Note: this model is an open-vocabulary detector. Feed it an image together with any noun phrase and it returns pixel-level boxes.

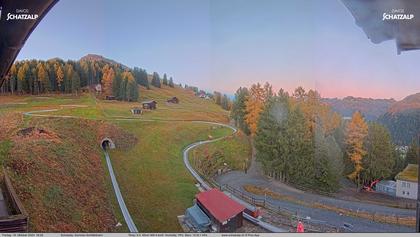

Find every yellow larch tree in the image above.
[245,83,266,136]
[345,111,368,188]
[101,65,115,96]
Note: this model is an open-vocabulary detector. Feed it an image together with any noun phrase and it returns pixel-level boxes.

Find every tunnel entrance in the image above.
[101,138,116,150]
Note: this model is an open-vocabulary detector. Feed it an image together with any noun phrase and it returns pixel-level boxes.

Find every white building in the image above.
[395,164,418,200]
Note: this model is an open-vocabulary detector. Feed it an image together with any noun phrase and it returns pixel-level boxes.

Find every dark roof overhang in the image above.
[0,0,58,87]
[341,0,420,54]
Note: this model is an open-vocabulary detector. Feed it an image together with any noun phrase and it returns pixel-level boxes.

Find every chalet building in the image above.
[167,97,179,104]
[195,189,245,232]
[131,107,142,115]
[142,100,157,110]
[396,164,418,200]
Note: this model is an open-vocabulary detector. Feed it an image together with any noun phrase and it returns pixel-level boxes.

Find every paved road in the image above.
[216,171,415,232]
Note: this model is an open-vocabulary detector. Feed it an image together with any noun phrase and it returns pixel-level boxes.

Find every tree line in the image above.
[0,58,176,102]
[182,84,232,111]
[231,83,410,193]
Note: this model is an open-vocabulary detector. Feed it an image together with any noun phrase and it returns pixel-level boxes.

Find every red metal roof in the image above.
[196,188,245,223]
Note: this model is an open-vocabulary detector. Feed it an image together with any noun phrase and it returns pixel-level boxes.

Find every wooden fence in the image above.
[218,182,341,232]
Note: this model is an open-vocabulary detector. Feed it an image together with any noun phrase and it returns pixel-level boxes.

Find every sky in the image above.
[17,0,420,100]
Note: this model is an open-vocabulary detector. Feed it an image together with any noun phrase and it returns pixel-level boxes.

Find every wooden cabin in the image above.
[142,100,157,110]
[195,189,245,232]
[167,97,179,104]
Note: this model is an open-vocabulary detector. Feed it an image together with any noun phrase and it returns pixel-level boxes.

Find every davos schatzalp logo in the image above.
[6,9,38,21]
[383,9,414,21]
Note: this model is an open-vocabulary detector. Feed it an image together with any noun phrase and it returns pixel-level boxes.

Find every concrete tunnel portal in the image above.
[101,138,116,150]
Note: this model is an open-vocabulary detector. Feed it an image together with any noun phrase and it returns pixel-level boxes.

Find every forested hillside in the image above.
[378,93,420,145]
[0,54,175,102]
[231,84,402,193]
[322,96,395,120]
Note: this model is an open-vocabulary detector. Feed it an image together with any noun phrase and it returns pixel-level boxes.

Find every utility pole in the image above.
[416,133,420,232]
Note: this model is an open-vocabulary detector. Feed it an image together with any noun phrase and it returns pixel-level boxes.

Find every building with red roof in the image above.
[195,188,245,232]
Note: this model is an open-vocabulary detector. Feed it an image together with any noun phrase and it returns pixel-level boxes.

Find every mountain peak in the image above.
[388,92,420,113]
[80,54,110,62]
[80,54,129,69]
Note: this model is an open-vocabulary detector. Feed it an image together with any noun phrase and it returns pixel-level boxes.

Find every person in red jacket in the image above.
[297,221,305,233]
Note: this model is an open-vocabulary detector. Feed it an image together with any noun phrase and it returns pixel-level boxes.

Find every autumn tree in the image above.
[37,63,50,93]
[56,65,64,92]
[122,71,138,101]
[345,111,368,188]
[245,83,266,136]
[16,65,25,94]
[101,65,115,96]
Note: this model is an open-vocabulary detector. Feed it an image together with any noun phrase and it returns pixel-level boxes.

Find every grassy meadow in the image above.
[0,85,251,232]
[108,121,232,232]
[189,131,252,177]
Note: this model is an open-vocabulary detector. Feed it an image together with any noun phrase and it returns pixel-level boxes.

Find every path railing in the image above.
[217,182,341,232]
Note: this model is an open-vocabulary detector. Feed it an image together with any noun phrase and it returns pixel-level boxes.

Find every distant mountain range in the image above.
[323,94,420,145]
[322,96,396,121]
[387,93,420,114]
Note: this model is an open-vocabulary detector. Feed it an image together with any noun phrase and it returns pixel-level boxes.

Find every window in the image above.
[407,183,410,188]
[403,191,405,195]
[402,182,406,188]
